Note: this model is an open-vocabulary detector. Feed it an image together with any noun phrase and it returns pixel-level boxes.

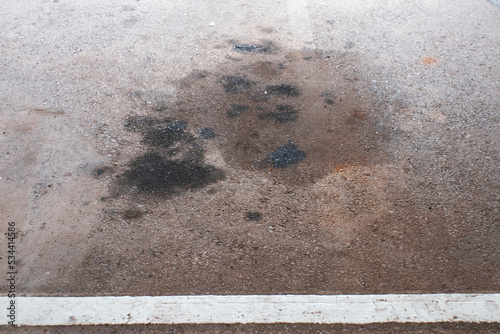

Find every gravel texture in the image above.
[0,1,499,332]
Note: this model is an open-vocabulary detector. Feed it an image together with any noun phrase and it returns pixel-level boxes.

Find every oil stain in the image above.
[246,212,262,221]
[123,153,223,195]
[113,46,387,198]
[233,43,274,54]
[223,75,254,95]
[265,84,300,97]
[226,104,249,118]
[142,120,190,147]
[267,142,306,168]
[113,117,225,198]
[265,105,298,123]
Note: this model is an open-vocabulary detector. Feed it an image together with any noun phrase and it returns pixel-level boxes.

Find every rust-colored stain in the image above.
[353,110,367,120]
[334,163,350,173]
[422,57,437,66]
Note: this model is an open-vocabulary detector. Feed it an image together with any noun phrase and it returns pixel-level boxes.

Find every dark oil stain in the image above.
[267,142,306,168]
[265,84,300,97]
[122,152,224,195]
[142,120,190,147]
[197,127,216,139]
[223,75,254,94]
[265,105,298,123]
[113,46,389,199]
[93,167,106,178]
[114,116,225,198]
[233,44,274,53]
[226,104,249,118]
[246,212,262,221]
[122,209,144,220]
[321,90,336,105]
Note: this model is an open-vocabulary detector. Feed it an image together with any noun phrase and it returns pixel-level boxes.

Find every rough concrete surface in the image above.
[1,0,499,332]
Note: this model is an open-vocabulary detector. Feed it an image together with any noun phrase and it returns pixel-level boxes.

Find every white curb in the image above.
[2,294,500,326]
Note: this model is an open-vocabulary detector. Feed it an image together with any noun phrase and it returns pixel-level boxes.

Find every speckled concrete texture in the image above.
[0,1,499,332]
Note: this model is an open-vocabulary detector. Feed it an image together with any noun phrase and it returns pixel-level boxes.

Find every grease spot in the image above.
[267,142,306,168]
[321,90,336,105]
[227,104,249,118]
[122,153,224,196]
[198,127,216,139]
[246,212,262,221]
[234,44,273,53]
[266,84,300,97]
[223,75,254,94]
[266,105,298,123]
[142,120,189,147]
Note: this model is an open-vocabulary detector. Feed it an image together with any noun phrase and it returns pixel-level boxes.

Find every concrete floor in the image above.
[1,0,499,332]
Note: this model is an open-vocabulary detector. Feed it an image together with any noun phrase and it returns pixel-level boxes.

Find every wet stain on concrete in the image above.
[233,43,274,54]
[93,167,106,178]
[265,105,298,123]
[112,46,387,199]
[198,127,216,139]
[121,209,144,220]
[267,142,306,168]
[226,104,249,118]
[143,120,190,147]
[265,84,300,97]
[123,153,223,195]
[113,116,225,198]
[321,90,336,105]
[223,75,254,94]
[246,212,262,221]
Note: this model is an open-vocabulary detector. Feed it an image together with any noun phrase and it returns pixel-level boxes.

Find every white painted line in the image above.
[1,294,499,326]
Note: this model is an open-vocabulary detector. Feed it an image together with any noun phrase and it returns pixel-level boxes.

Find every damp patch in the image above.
[266,84,300,97]
[233,44,273,53]
[123,153,224,195]
[223,75,254,94]
[197,127,216,139]
[266,105,298,123]
[226,104,249,118]
[246,212,262,221]
[267,142,306,168]
[142,120,190,147]
[321,90,336,105]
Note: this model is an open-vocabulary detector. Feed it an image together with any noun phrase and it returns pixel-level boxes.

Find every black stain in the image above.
[93,168,106,178]
[198,127,216,139]
[233,44,273,53]
[115,116,225,198]
[266,84,300,97]
[267,142,306,168]
[321,90,336,105]
[122,209,144,220]
[266,105,298,123]
[223,75,254,94]
[246,212,262,221]
[123,153,224,195]
[226,104,249,118]
[142,120,190,147]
